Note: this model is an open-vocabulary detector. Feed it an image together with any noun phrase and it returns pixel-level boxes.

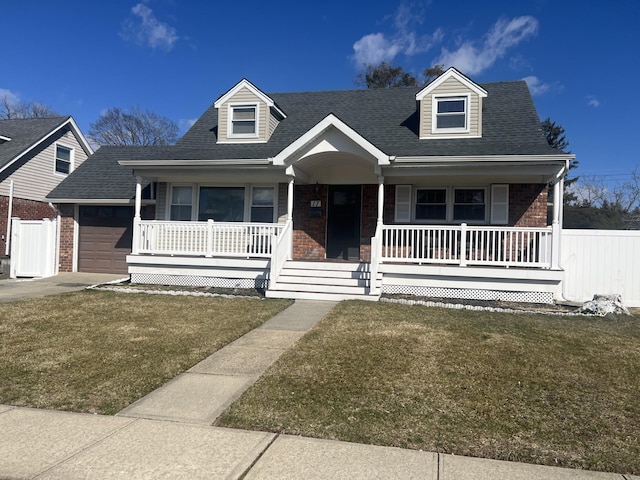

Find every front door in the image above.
[326,185,361,260]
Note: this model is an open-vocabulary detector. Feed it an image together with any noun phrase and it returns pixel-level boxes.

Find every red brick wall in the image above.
[0,196,57,255]
[57,204,75,272]
[293,185,327,260]
[359,185,378,261]
[510,184,548,227]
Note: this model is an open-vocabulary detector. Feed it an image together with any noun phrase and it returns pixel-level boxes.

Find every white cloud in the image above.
[351,4,443,66]
[179,118,197,132]
[0,88,20,105]
[587,95,600,107]
[522,76,550,96]
[120,3,178,51]
[436,16,538,75]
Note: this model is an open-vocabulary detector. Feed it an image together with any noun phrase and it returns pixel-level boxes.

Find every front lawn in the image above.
[218,301,640,475]
[0,290,291,414]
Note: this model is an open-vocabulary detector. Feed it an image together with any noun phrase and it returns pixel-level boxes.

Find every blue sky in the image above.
[3,0,639,189]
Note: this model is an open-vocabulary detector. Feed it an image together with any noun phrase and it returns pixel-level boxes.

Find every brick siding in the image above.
[0,196,56,255]
[57,204,75,272]
[509,184,548,227]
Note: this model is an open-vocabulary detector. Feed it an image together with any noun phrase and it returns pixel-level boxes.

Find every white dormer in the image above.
[415,67,488,139]
[213,79,286,144]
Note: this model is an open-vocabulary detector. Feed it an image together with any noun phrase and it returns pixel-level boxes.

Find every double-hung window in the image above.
[415,188,447,221]
[434,96,468,132]
[229,104,257,137]
[170,186,193,221]
[453,188,486,221]
[55,145,72,174]
[250,187,275,222]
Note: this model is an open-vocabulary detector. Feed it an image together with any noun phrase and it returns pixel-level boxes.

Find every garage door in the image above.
[78,206,134,274]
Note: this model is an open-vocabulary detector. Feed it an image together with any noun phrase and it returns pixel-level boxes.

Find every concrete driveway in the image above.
[0,273,127,303]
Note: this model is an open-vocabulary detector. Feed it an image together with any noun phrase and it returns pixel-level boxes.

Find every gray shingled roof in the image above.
[0,117,71,170]
[48,81,560,201]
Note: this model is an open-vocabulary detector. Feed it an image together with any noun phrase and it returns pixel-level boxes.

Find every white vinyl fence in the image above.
[10,218,58,278]
[561,229,640,307]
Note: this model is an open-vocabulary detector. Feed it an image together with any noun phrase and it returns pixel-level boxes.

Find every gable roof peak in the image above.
[213,78,286,118]
[416,67,488,100]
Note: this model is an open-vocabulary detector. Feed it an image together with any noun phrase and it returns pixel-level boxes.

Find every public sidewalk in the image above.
[0,298,635,479]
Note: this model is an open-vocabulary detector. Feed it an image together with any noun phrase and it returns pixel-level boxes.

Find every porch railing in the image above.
[380,224,552,268]
[269,219,293,289]
[134,220,284,258]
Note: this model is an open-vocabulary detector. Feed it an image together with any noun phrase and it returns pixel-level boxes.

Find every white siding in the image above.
[419,76,481,138]
[561,229,640,307]
[0,129,89,201]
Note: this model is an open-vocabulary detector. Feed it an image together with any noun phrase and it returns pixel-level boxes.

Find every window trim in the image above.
[250,186,276,223]
[431,94,470,134]
[168,185,194,221]
[414,187,448,223]
[452,187,487,223]
[54,143,73,176]
[227,103,259,139]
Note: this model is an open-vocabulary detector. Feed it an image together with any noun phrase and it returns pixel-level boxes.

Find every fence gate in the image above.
[10,218,58,278]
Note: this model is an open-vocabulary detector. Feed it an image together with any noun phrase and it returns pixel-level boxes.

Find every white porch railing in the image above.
[269,220,293,290]
[134,220,284,258]
[379,224,553,268]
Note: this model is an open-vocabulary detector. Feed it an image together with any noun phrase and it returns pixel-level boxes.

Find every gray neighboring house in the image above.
[0,116,92,261]
[48,68,574,302]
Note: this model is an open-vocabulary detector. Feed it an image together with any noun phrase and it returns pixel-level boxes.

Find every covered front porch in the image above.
[122,115,569,302]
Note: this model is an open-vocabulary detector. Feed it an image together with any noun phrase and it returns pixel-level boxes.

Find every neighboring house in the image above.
[48,68,574,302]
[0,116,93,257]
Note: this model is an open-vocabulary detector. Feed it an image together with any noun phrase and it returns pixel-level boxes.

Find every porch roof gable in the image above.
[271,113,391,167]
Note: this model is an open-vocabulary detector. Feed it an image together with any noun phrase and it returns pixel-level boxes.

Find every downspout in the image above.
[5,180,14,256]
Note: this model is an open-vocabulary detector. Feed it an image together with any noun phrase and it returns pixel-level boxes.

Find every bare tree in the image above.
[88,106,179,146]
[355,62,445,89]
[1,95,59,119]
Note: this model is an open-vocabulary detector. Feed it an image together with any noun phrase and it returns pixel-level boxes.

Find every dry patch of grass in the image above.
[0,290,291,414]
[218,301,640,474]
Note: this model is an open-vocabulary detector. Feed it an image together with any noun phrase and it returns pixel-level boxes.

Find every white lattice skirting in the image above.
[130,273,269,290]
[382,284,554,304]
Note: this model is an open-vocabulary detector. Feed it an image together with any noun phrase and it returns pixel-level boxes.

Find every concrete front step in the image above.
[265,290,380,301]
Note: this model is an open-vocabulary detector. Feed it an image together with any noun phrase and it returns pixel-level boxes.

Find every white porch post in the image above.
[377,176,384,226]
[132,176,142,255]
[550,178,562,270]
[287,176,294,223]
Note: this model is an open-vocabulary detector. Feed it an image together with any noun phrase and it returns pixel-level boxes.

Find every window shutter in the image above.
[490,184,509,224]
[395,185,412,222]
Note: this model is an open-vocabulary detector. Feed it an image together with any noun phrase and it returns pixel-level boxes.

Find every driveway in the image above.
[0,273,127,303]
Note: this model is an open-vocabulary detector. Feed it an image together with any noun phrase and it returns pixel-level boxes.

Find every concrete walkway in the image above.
[0,297,635,479]
[0,272,126,302]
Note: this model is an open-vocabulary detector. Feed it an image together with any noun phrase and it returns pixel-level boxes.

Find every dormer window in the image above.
[433,96,469,133]
[229,104,258,137]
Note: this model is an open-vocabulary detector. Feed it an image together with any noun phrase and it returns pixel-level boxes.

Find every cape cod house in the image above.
[48,68,574,302]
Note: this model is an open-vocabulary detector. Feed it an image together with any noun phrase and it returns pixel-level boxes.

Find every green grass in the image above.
[0,290,291,414]
[218,301,640,474]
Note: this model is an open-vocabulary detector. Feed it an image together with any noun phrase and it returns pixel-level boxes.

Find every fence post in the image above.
[206,219,214,257]
[459,223,468,267]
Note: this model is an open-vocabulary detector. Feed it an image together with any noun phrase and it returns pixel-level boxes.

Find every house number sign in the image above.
[310,200,321,207]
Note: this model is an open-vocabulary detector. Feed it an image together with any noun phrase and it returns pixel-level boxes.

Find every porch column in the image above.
[132,176,142,255]
[550,178,562,270]
[287,176,294,222]
[377,176,384,225]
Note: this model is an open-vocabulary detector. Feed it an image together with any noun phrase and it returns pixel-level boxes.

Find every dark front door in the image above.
[326,185,361,260]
